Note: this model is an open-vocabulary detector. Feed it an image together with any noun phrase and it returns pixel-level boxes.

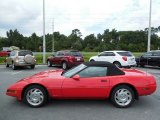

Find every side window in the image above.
[99,52,115,56]
[152,52,160,56]
[106,52,115,56]
[59,52,64,56]
[10,51,15,56]
[78,67,107,78]
[55,52,61,56]
[99,52,107,56]
[142,52,152,57]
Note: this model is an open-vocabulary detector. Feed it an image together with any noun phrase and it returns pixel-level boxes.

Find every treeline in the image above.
[0,27,160,52]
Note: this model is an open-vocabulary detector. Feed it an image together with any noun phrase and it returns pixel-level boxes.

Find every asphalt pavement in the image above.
[0,65,160,120]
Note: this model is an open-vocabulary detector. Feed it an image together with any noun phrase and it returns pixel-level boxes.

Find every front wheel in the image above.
[110,85,135,108]
[23,85,48,108]
[6,62,9,67]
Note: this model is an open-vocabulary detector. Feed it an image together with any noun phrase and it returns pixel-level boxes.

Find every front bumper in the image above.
[6,81,28,100]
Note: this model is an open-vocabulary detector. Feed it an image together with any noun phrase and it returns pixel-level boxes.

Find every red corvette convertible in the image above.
[6,62,156,108]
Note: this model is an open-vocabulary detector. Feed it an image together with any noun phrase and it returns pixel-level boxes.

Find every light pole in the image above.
[147,0,152,52]
[52,19,54,52]
[43,0,46,64]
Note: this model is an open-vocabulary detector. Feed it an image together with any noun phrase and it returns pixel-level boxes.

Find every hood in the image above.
[20,69,64,83]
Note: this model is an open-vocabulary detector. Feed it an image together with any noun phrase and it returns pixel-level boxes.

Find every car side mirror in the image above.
[72,75,80,80]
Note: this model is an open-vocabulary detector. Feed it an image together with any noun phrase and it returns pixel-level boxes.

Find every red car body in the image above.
[6,68,156,101]
[0,50,10,57]
[47,50,84,69]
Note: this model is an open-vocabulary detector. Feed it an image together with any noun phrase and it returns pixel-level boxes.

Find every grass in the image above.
[0,52,143,64]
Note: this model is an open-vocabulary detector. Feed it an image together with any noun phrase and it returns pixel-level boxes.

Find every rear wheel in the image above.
[113,62,121,68]
[110,85,135,108]
[23,85,48,108]
[62,62,68,70]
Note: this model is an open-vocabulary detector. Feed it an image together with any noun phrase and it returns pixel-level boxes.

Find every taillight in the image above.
[122,56,127,61]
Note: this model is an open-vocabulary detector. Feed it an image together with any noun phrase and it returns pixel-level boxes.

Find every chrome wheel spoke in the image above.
[114,88,132,106]
[26,88,44,106]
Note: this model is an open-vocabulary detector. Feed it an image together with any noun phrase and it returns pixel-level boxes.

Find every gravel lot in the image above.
[0,65,160,120]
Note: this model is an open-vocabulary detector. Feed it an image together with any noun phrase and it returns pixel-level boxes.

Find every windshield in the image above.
[70,51,82,56]
[18,51,33,56]
[62,64,86,78]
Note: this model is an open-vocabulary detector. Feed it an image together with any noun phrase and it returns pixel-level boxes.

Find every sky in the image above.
[0,0,160,38]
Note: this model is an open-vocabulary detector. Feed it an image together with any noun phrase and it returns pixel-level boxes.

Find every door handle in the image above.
[101,80,107,82]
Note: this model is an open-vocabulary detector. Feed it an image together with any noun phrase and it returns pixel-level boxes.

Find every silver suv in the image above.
[5,50,36,70]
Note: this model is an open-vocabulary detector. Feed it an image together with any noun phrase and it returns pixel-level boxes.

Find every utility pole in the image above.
[43,0,46,64]
[147,0,152,52]
[52,19,54,52]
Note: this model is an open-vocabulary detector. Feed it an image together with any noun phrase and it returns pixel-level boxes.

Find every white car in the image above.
[89,51,136,68]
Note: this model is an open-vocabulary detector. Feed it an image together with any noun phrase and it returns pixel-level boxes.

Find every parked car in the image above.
[47,50,84,69]
[89,51,136,68]
[5,50,36,70]
[6,61,156,108]
[0,50,11,57]
[136,50,160,67]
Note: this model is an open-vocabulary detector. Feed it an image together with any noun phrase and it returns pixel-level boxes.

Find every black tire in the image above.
[6,62,9,67]
[62,62,68,70]
[47,60,52,67]
[31,65,35,69]
[23,85,48,108]
[12,62,17,70]
[110,85,135,108]
[113,62,121,68]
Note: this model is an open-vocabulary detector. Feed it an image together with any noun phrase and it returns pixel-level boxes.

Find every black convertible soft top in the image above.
[83,61,125,76]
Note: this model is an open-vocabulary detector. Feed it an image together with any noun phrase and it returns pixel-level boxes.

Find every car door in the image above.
[140,52,152,66]
[62,66,110,98]
[150,51,160,66]
[51,51,63,65]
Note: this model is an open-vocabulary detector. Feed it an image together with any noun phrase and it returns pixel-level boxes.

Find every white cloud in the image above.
[0,0,159,37]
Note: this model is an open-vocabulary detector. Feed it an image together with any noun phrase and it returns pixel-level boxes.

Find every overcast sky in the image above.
[0,0,160,37]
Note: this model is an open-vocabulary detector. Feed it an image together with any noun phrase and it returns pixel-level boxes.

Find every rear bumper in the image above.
[14,62,36,66]
[138,84,157,96]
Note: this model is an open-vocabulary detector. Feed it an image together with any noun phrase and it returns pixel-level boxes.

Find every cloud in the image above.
[0,0,160,37]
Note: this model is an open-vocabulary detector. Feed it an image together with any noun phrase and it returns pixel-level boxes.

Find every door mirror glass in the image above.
[72,75,80,80]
